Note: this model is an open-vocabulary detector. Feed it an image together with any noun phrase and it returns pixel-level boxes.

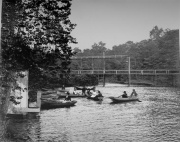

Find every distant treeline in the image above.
[71,26,179,70]
[69,26,179,86]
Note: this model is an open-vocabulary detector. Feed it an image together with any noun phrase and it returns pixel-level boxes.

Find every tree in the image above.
[73,47,82,54]
[150,26,164,40]
[157,29,179,69]
[2,0,77,90]
[1,0,77,110]
[91,41,107,55]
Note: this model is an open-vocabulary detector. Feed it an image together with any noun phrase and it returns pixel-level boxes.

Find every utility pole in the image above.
[128,57,131,87]
[103,52,106,87]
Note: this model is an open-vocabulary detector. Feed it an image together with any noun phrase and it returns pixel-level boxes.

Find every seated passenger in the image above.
[64,92,71,101]
[130,89,138,97]
[91,89,97,98]
[122,91,128,98]
[96,90,103,97]
[73,87,79,95]
[86,90,91,96]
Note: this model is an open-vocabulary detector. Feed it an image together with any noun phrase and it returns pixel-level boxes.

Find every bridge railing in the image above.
[71,55,127,59]
[70,70,180,75]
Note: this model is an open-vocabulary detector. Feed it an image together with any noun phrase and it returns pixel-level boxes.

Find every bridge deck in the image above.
[70,70,180,75]
[71,55,127,59]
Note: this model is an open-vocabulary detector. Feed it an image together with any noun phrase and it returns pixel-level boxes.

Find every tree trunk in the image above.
[0,86,11,140]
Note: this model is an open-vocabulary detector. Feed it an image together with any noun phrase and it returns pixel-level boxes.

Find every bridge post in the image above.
[128,57,131,87]
[103,52,106,87]
[103,74,106,87]
[153,70,157,86]
[92,57,94,70]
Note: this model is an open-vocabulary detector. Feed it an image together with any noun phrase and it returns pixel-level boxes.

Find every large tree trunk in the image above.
[0,85,11,140]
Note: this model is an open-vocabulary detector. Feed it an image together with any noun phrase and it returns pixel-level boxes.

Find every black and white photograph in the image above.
[0,0,179,141]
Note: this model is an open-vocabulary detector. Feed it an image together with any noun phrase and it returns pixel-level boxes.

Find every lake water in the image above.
[1,84,180,142]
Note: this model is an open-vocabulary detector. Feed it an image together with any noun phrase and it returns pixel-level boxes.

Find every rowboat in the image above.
[87,95,103,101]
[41,99,77,109]
[57,90,86,98]
[57,93,86,98]
[57,95,86,98]
[42,90,57,95]
[109,96,139,103]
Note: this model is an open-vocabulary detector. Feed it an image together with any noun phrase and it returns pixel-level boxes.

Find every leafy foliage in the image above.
[71,74,98,86]
[72,27,179,71]
[1,0,77,96]
[70,27,179,85]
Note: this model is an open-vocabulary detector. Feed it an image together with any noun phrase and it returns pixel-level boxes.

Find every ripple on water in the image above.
[2,85,180,142]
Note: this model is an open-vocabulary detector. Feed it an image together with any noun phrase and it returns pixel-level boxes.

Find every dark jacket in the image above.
[122,93,128,98]
[64,95,71,101]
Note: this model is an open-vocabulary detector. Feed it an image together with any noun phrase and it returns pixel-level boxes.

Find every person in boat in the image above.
[122,91,128,98]
[96,90,103,97]
[75,86,95,96]
[91,88,98,98]
[73,87,79,95]
[62,85,65,90]
[86,90,92,96]
[64,91,71,101]
[130,89,138,97]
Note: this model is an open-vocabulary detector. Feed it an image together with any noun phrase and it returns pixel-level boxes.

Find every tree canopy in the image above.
[1,0,77,90]
[71,26,179,71]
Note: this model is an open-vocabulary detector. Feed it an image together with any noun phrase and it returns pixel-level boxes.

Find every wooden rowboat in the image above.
[41,99,77,109]
[57,91,86,98]
[109,96,139,103]
[57,94,87,98]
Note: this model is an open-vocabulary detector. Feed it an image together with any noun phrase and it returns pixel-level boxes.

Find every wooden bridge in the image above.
[71,55,179,75]
[70,69,180,75]
[70,55,180,86]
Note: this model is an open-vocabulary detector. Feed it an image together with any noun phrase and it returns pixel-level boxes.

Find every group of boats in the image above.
[40,87,140,109]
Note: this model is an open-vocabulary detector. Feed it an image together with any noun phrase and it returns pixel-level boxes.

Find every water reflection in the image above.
[0,113,8,141]
[3,113,40,142]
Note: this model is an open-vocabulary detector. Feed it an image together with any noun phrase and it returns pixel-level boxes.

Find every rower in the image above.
[64,91,71,101]
[122,91,128,98]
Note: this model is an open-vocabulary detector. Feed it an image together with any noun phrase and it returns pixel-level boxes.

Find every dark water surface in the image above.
[1,84,180,142]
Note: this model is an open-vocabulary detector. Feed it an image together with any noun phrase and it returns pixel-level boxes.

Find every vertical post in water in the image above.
[128,57,131,87]
[103,52,106,87]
